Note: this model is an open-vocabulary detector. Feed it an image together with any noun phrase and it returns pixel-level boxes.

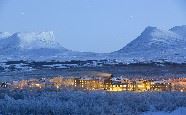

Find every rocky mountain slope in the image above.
[112,26,186,63]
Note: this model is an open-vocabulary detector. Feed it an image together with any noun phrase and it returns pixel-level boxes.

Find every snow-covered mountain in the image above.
[0,32,68,61]
[0,31,102,61]
[1,25,186,63]
[0,31,65,50]
[112,26,186,63]
[170,25,186,38]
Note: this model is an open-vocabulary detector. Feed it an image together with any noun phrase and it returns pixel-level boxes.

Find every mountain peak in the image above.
[0,31,66,50]
[13,31,55,41]
[116,26,183,55]
[141,26,157,33]
[0,32,12,39]
[144,26,157,31]
[139,26,160,38]
[169,25,186,37]
[170,25,186,30]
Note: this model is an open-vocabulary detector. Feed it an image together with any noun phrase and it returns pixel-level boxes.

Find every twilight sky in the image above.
[0,0,186,53]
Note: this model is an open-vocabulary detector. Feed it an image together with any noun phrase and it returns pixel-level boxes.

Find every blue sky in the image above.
[0,0,186,53]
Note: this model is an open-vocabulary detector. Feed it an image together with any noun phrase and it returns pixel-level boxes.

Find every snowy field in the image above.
[0,89,186,115]
[143,107,186,115]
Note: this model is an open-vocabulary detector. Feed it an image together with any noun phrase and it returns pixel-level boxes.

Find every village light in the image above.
[3,75,186,92]
[35,84,42,88]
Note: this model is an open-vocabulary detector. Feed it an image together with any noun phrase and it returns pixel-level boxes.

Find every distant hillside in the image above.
[112,25,186,63]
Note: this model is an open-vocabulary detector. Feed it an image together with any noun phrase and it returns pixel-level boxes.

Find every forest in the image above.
[0,89,186,115]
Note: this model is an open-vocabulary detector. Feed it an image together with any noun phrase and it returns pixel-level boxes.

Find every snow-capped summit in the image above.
[169,25,186,38]
[0,31,70,61]
[112,26,186,63]
[141,26,157,34]
[1,31,65,50]
[117,26,182,53]
[0,32,13,39]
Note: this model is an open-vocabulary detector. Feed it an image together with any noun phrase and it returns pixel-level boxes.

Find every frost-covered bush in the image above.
[0,89,186,115]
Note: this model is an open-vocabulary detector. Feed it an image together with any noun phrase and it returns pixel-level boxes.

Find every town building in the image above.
[150,81,172,91]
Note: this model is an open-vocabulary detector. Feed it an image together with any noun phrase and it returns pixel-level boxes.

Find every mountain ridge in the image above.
[111,25,186,63]
[0,25,186,63]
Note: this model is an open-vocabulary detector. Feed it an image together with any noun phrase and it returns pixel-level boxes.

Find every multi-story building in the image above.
[76,78,104,90]
[132,80,151,91]
[168,78,186,92]
[50,77,79,88]
[150,81,172,91]
[105,77,130,91]
[108,82,129,91]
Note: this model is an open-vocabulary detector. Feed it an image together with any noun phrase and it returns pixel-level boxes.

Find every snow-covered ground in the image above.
[143,107,186,115]
[0,90,186,115]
